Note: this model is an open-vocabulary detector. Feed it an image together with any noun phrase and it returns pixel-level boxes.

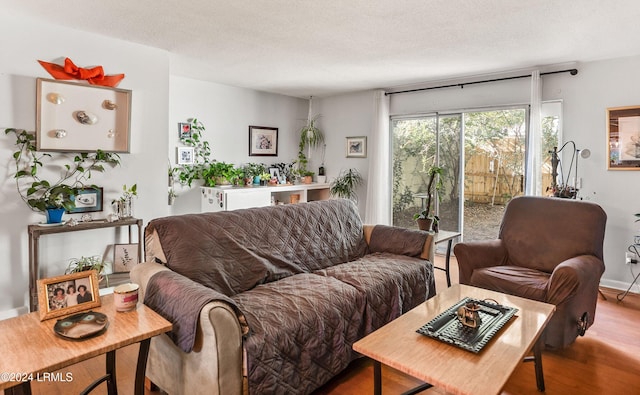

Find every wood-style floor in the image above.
[26,255,640,395]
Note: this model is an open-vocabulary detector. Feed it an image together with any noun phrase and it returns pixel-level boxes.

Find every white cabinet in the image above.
[201,183,331,212]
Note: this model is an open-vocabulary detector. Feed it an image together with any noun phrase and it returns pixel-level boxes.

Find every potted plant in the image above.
[330,168,364,201]
[203,162,238,187]
[112,184,137,218]
[5,128,121,223]
[413,165,444,231]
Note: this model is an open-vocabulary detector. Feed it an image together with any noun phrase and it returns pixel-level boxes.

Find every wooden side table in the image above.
[28,218,143,311]
[0,294,171,395]
[432,230,461,287]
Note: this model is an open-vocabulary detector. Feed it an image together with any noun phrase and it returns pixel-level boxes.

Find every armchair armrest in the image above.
[454,239,508,284]
[547,255,605,306]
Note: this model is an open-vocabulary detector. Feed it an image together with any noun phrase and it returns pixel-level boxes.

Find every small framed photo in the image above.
[69,187,103,213]
[607,105,640,169]
[269,167,281,179]
[249,126,278,156]
[114,243,140,273]
[178,122,192,139]
[346,136,367,158]
[37,270,101,321]
[177,146,195,165]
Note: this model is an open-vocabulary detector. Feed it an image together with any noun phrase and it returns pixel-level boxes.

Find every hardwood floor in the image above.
[25,255,640,394]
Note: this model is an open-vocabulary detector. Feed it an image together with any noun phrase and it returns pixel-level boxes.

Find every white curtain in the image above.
[526,70,543,195]
[364,90,391,224]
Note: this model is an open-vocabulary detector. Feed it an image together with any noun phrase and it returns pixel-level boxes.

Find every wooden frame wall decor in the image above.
[68,187,103,213]
[37,270,101,320]
[249,126,278,156]
[346,136,367,158]
[36,78,132,152]
[607,105,640,169]
[113,243,140,273]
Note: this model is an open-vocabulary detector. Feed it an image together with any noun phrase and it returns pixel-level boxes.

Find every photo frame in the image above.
[37,270,101,321]
[68,187,103,213]
[177,146,195,165]
[269,167,281,179]
[178,122,192,139]
[36,78,132,153]
[607,105,640,169]
[114,243,140,273]
[346,136,367,158]
[249,126,278,156]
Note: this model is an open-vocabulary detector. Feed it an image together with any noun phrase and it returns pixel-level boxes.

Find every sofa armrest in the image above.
[363,224,433,260]
[453,239,508,284]
[130,262,244,395]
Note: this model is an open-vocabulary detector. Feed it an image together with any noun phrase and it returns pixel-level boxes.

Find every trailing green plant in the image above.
[330,168,364,201]
[202,161,240,186]
[5,128,121,212]
[297,97,324,174]
[173,118,213,186]
[413,165,444,221]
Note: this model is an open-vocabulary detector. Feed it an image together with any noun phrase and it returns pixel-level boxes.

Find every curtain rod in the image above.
[385,68,578,96]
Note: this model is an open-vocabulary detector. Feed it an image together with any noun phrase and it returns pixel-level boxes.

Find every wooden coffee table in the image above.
[353,284,555,395]
[0,294,171,395]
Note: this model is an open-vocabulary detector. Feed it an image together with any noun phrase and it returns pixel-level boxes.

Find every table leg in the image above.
[4,382,32,395]
[135,339,151,395]
[106,350,117,395]
[444,240,453,288]
[373,360,382,395]
[533,337,545,392]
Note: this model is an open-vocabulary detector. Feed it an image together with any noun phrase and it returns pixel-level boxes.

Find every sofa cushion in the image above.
[232,273,366,395]
[470,265,549,302]
[316,252,435,334]
[145,199,367,296]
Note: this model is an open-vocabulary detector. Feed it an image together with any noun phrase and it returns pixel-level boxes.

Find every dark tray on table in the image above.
[416,297,518,353]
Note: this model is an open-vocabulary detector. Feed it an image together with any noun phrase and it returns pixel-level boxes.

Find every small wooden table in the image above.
[432,230,461,287]
[0,294,171,395]
[353,284,555,395]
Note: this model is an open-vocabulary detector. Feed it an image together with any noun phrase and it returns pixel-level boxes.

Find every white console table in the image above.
[201,183,331,212]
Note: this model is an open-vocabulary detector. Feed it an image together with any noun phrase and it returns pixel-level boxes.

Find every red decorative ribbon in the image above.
[38,57,125,87]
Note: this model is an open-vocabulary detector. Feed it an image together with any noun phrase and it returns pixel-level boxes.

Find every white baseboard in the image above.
[600,278,640,294]
[0,306,29,320]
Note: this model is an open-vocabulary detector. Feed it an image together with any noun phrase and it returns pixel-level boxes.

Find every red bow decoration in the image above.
[38,57,125,87]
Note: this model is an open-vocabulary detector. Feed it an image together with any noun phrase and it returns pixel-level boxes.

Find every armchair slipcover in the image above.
[454,196,606,349]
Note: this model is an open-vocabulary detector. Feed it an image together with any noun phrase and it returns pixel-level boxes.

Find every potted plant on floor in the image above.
[413,165,444,231]
[330,168,364,201]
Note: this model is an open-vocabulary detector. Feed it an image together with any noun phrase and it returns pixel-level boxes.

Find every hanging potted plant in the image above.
[297,96,324,178]
[413,165,444,231]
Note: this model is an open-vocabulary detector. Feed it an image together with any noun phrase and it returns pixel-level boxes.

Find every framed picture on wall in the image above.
[178,122,192,139]
[177,146,195,165]
[249,126,278,156]
[36,78,132,152]
[346,136,367,158]
[607,105,640,169]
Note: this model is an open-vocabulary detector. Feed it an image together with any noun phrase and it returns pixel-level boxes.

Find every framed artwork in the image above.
[114,243,139,273]
[36,78,132,153]
[177,146,195,165]
[607,105,640,169]
[37,270,101,321]
[249,126,278,156]
[69,187,103,213]
[178,122,192,139]
[346,136,367,158]
[269,167,281,179]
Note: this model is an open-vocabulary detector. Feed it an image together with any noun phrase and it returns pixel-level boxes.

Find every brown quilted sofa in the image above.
[131,199,435,395]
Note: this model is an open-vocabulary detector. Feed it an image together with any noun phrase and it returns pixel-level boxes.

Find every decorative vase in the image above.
[113,197,133,218]
[45,208,65,224]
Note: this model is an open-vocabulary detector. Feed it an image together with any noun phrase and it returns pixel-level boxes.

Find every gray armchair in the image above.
[454,196,606,349]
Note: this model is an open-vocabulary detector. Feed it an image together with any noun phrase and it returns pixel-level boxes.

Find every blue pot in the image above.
[253,175,261,185]
[46,208,65,224]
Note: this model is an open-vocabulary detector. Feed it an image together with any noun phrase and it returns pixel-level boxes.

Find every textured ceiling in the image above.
[4,0,640,98]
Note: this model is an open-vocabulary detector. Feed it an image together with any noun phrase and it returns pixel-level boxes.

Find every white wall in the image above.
[319,56,640,291]
[167,75,308,215]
